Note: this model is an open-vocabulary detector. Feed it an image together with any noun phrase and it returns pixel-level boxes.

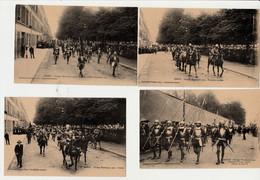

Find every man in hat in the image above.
[164,120,175,162]
[212,122,228,165]
[14,140,23,168]
[192,121,205,164]
[150,120,163,159]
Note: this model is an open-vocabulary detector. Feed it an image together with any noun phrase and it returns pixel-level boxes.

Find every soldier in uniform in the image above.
[176,121,189,163]
[164,120,175,162]
[110,51,120,77]
[150,120,163,159]
[212,122,228,165]
[227,124,235,144]
[140,118,150,152]
[97,47,102,64]
[192,121,205,164]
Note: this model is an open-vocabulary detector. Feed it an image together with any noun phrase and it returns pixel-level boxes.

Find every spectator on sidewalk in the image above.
[29,46,35,59]
[14,140,23,168]
[21,45,25,58]
[4,132,10,145]
[25,45,29,58]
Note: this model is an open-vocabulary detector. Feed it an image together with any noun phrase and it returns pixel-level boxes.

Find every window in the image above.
[15,5,21,21]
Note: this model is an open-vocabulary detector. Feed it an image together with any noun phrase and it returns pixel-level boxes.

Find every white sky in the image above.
[43,6,104,38]
[141,8,218,43]
[20,97,40,124]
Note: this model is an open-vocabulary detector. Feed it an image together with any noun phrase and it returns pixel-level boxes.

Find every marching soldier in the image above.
[212,122,228,165]
[176,121,189,163]
[227,124,235,144]
[191,121,205,164]
[110,51,120,77]
[150,120,163,159]
[97,47,102,64]
[164,120,175,162]
[140,118,150,152]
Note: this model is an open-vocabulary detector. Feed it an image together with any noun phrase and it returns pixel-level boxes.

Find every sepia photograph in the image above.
[140,90,260,168]
[138,8,259,87]
[4,97,126,176]
[14,5,137,86]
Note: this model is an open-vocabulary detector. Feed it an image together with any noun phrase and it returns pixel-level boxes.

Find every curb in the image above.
[119,63,137,72]
[30,49,51,83]
[223,67,257,80]
[101,147,126,158]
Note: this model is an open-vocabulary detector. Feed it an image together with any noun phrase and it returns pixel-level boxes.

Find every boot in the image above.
[216,151,220,165]
[166,151,172,162]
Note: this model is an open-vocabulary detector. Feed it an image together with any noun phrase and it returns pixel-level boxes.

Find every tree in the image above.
[56,7,137,43]
[33,98,126,126]
[157,9,257,46]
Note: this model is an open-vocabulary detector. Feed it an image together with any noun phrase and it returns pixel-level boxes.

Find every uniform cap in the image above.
[17,140,22,143]
[154,120,159,123]
[195,121,201,124]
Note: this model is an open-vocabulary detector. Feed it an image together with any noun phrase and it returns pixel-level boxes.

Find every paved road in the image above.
[138,52,258,87]
[5,137,125,176]
[30,49,136,85]
[140,134,259,169]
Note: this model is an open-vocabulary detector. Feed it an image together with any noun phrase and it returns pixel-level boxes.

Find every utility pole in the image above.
[183,90,185,122]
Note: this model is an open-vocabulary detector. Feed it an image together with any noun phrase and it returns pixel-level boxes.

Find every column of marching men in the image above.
[11,123,124,171]
[140,119,257,165]
[52,41,121,78]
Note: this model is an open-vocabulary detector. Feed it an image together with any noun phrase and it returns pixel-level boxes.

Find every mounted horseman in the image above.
[186,44,198,77]
[37,127,48,157]
[92,126,103,149]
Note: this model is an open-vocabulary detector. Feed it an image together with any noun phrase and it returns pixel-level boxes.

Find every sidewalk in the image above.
[201,55,258,80]
[14,48,51,83]
[4,134,26,172]
[100,141,126,158]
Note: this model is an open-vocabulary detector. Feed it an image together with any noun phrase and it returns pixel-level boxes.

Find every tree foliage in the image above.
[33,98,126,125]
[173,91,246,125]
[157,9,257,47]
[56,7,138,42]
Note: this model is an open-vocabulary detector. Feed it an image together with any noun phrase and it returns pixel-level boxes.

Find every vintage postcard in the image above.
[140,90,260,168]
[14,5,137,86]
[4,97,126,176]
[138,8,259,87]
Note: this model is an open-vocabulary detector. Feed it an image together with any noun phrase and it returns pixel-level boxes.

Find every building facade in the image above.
[139,10,152,47]
[4,97,29,134]
[15,5,52,58]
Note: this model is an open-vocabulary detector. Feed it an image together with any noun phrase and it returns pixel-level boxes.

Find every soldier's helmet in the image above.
[154,119,159,124]
[189,43,192,46]
[195,121,202,126]
[215,44,219,48]
[179,121,185,127]
[167,120,172,125]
